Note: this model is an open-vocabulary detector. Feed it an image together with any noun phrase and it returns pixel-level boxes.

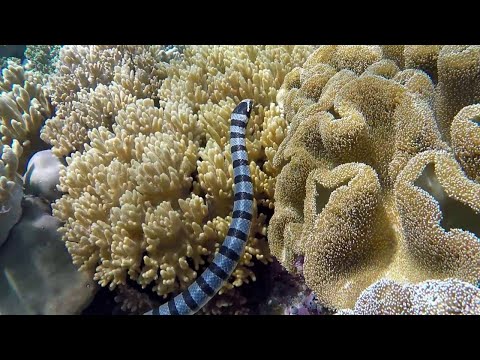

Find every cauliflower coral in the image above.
[269,45,480,309]
[46,45,315,306]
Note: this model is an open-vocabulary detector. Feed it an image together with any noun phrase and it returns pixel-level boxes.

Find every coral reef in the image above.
[0,139,23,247]
[198,287,250,315]
[0,58,54,247]
[269,45,480,309]
[41,45,180,157]
[0,196,97,314]
[48,45,315,311]
[0,61,52,170]
[24,45,62,78]
[450,104,480,182]
[338,278,480,315]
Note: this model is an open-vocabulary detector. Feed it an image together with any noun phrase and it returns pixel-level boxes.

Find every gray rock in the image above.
[0,196,97,314]
[23,149,62,202]
[0,175,23,248]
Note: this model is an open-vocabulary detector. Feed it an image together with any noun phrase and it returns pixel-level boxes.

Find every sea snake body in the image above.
[144,99,254,315]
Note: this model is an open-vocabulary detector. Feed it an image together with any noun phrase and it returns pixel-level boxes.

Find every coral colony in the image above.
[0,45,479,315]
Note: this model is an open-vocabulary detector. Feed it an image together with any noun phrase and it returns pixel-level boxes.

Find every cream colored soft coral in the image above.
[450,104,480,182]
[434,46,480,141]
[42,46,174,157]
[41,83,136,157]
[52,45,314,308]
[48,45,122,105]
[53,100,200,294]
[0,61,52,169]
[0,139,23,246]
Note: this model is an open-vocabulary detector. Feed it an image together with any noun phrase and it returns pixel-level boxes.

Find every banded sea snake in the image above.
[144,99,254,315]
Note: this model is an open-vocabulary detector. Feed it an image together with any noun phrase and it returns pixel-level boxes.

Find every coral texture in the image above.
[114,285,156,314]
[41,45,179,157]
[50,46,315,310]
[338,278,480,315]
[0,61,52,170]
[0,139,23,247]
[269,45,480,309]
[24,45,62,77]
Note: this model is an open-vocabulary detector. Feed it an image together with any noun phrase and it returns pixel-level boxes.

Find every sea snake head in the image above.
[233,99,254,120]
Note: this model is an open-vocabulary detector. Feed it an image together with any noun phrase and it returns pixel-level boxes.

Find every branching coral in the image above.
[0,61,52,169]
[269,45,480,309]
[41,45,177,157]
[0,139,23,247]
[338,278,480,315]
[434,46,480,141]
[50,46,315,311]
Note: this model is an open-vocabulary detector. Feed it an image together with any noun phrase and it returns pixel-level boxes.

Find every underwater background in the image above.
[0,45,479,315]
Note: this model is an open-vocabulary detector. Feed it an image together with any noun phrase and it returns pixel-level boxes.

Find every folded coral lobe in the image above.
[394,150,480,283]
[302,164,395,309]
[269,45,480,311]
[451,104,480,182]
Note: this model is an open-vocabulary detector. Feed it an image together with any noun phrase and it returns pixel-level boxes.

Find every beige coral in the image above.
[339,278,480,315]
[0,61,52,169]
[41,45,175,157]
[52,46,314,310]
[0,139,23,246]
[269,45,480,309]
[48,45,122,105]
[434,46,480,141]
[450,104,480,182]
[303,46,383,75]
[0,139,22,201]
[404,45,443,83]
[394,150,480,283]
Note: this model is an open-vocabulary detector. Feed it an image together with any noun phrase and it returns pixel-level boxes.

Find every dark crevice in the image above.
[189,169,199,193]
[315,178,351,215]
[414,162,480,237]
[185,257,196,270]
[258,204,274,227]
[0,45,26,60]
[470,116,480,126]
[255,158,266,169]
[238,261,271,311]
[81,286,121,315]
[328,106,342,120]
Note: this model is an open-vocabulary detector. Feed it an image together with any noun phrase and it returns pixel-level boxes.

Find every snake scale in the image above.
[144,99,254,315]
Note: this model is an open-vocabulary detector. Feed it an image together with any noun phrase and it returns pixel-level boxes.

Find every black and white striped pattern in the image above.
[144,99,254,315]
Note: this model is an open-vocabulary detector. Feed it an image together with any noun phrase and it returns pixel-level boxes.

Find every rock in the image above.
[23,149,62,202]
[0,175,22,247]
[0,196,97,314]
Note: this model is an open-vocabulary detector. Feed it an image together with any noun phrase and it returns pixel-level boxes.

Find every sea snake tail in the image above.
[144,99,254,315]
